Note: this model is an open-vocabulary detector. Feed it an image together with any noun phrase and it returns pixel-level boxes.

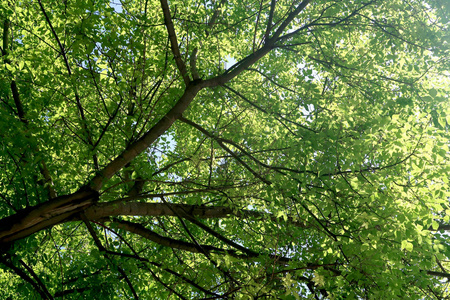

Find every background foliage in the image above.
[0,0,449,298]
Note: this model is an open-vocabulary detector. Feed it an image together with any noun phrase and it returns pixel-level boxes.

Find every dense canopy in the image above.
[0,0,449,298]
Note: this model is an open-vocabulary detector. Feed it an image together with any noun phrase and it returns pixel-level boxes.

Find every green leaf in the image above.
[432,220,439,231]
[430,88,437,97]
[401,241,414,252]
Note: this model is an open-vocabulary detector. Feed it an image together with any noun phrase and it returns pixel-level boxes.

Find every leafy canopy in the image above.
[0,0,449,299]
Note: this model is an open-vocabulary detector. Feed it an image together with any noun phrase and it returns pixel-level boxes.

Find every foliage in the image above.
[0,0,449,298]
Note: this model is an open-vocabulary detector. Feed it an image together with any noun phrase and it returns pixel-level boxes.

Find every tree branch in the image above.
[269,0,311,42]
[190,47,200,80]
[81,202,310,231]
[84,202,235,220]
[179,116,272,185]
[19,259,54,299]
[112,218,227,254]
[203,42,275,87]
[0,255,53,299]
[223,84,316,133]
[1,19,9,56]
[0,188,98,244]
[160,0,190,85]
[427,270,450,279]
[202,0,311,88]
[90,80,204,191]
[107,251,219,297]
[207,0,226,31]
[38,0,99,170]
[264,0,276,41]
[83,215,139,299]
[184,215,259,257]
[111,218,290,263]
[98,221,220,298]
[2,20,25,122]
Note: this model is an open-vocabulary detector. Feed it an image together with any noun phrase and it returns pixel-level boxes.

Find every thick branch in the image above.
[90,80,204,191]
[203,41,275,87]
[0,188,98,245]
[264,0,276,40]
[1,19,9,56]
[84,202,235,220]
[427,270,450,279]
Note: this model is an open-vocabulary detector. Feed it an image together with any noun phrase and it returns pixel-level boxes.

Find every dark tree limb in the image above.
[184,215,259,257]
[269,0,311,42]
[81,201,310,230]
[112,218,227,254]
[19,259,54,300]
[160,0,190,85]
[80,213,106,251]
[0,188,98,244]
[90,80,204,191]
[111,216,292,264]
[427,271,450,279]
[0,255,53,299]
[264,0,277,41]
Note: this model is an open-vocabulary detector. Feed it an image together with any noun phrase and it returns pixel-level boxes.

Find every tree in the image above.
[0,0,449,298]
